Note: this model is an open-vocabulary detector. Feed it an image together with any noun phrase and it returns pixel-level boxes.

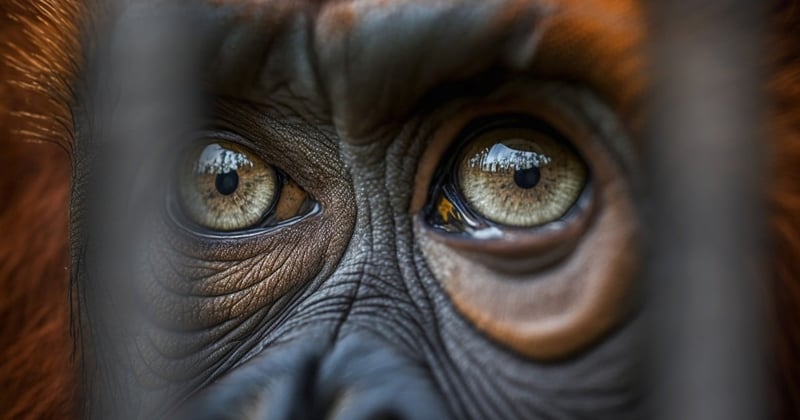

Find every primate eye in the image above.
[427,116,590,233]
[177,140,312,232]
[415,89,638,360]
[457,124,588,227]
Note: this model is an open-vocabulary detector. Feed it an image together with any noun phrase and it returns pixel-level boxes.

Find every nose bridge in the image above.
[326,229,429,358]
[328,136,428,333]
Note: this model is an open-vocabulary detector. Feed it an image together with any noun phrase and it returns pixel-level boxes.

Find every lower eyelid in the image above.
[411,80,639,359]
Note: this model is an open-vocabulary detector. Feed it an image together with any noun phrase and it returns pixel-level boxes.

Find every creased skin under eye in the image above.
[414,83,638,361]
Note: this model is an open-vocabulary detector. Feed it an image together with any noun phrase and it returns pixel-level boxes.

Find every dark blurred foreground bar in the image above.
[645,1,767,420]
[82,1,204,417]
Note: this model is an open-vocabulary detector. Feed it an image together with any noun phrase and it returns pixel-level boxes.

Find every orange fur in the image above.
[0,143,74,418]
[0,0,798,418]
[0,0,81,417]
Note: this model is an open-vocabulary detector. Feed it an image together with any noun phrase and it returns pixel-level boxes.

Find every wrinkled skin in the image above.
[2,0,800,419]
[71,1,644,418]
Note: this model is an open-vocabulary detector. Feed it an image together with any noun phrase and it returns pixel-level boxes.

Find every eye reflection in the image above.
[464,140,552,190]
[427,117,589,230]
[179,142,278,231]
[195,143,251,197]
[177,140,315,233]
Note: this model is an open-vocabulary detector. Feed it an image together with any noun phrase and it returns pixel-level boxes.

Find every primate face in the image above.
[72,0,646,418]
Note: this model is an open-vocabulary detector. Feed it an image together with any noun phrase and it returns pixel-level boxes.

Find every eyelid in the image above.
[413,81,640,360]
[168,134,319,239]
[425,114,591,232]
[167,201,322,241]
[411,81,635,216]
[421,186,595,275]
[182,128,304,184]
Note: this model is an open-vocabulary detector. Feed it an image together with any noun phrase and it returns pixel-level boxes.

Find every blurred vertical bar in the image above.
[83,1,202,417]
[645,1,767,420]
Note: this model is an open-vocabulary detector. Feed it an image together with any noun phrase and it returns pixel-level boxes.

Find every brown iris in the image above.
[457,126,588,227]
[178,141,278,231]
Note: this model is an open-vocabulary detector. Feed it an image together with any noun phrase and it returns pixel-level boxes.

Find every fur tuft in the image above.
[2,0,84,154]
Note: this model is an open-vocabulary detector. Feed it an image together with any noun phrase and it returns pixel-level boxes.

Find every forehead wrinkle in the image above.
[200,0,548,128]
[312,0,557,143]
[202,0,642,144]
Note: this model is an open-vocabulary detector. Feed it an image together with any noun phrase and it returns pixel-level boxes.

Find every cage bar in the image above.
[644,1,767,420]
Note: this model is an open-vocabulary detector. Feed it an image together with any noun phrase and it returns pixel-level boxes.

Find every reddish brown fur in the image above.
[0,0,798,418]
[768,2,800,417]
[0,0,81,417]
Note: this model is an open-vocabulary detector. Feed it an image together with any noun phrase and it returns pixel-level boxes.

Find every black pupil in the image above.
[215,170,239,195]
[513,167,541,189]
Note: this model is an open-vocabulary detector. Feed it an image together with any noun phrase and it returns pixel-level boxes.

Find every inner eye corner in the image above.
[421,112,593,239]
[171,139,317,236]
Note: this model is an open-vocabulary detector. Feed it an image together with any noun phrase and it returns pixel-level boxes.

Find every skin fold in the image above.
[0,0,798,418]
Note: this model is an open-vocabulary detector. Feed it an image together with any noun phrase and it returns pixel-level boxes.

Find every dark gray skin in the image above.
[71,1,644,418]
